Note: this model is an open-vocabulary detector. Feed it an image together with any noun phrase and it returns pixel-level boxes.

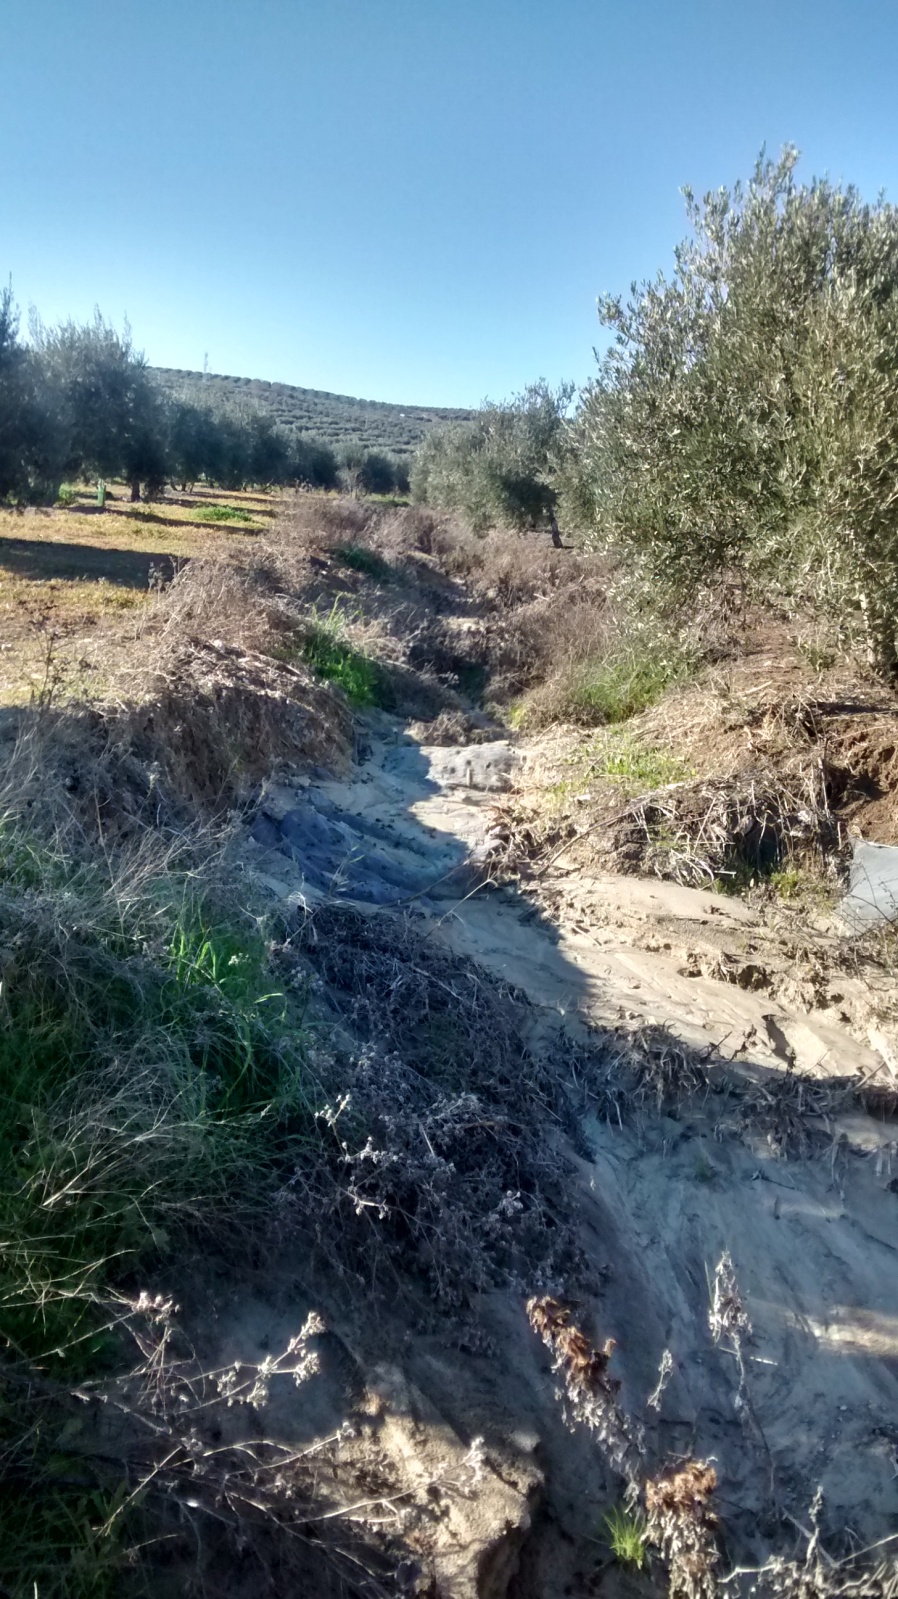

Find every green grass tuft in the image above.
[568,647,689,725]
[303,628,387,706]
[193,503,258,525]
[604,1504,649,1569]
[297,601,392,708]
[588,731,693,791]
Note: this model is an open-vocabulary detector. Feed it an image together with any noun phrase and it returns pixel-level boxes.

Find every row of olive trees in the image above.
[0,294,410,504]
[411,151,898,673]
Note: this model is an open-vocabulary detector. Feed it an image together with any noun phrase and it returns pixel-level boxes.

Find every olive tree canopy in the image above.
[578,149,898,671]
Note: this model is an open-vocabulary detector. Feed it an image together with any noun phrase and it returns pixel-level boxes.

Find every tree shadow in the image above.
[0,535,177,587]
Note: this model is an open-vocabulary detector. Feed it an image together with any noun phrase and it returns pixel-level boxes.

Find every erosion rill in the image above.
[2,498,897,1598]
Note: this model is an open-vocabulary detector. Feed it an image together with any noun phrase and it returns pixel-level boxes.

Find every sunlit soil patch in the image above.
[0,486,278,705]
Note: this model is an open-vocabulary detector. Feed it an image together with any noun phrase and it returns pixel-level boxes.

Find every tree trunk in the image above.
[859,584,898,678]
[130,478,141,502]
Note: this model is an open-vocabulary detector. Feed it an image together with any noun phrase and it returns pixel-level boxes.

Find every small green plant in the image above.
[768,861,836,909]
[769,863,805,900]
[55,483,78,507]
[194,503,258,525]
[604,1504,649,1569]
[796,637,837,673]
[298,600,391,708]
[334,544,396,583]
[714,861,758,896]
[588,731,693,791]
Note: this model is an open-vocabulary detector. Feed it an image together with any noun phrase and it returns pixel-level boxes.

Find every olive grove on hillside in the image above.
[0,296,410,501]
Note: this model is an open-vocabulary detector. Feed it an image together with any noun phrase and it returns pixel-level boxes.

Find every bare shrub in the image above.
[276,491,380,557]
[143,553,286,654]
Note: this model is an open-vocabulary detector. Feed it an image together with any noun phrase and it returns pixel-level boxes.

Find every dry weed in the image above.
[526,1296,645,1486]
[645,1460,720,1599]
[620,763,843,889]
[590,1025,712,1121]
[276,902,583,1306]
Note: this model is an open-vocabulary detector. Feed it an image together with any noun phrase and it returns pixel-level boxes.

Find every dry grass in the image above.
[0,485,274,706]
[272,496,615,715]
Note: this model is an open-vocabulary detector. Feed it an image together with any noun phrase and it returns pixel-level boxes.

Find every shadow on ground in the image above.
[0,535,179,587]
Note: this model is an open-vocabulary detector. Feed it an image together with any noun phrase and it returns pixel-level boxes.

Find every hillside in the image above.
[151,366,475,457]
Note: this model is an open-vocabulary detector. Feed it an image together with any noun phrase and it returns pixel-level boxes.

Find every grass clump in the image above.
[0,839,315,1365]
[0,784,322,1593]
[520,636,693,730]
[565,646,689,725]
[193,503,259,526]
[604,1504,649,1569]
[768,861,837,909]
[303,627,387,706]
[588,731,693,791]
[334,543,396,583]
[298,601,392,708]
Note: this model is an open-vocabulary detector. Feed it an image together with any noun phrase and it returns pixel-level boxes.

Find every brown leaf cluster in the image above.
[526,1296,620,1395]
[646,1460,720,1599]
[645,1459,718,1523]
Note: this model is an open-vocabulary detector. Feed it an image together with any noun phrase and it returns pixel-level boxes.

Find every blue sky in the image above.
[4,0,898,406]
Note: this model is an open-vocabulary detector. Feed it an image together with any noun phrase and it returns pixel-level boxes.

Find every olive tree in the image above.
[0,286,68,501]
[411,381,574,531]
[577,148,898,672]
[31,312,167,498]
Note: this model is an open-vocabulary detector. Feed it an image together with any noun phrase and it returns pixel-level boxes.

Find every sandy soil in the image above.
[225,711,898,1594]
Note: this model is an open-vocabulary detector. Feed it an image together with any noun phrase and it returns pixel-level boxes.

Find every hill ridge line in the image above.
[151,366,473,418]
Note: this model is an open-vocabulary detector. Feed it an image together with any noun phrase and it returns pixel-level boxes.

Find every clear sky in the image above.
[4,0,898,407]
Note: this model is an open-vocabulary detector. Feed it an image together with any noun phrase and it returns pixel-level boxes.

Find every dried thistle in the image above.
[526,1296,644,1485]
[709,1252,752,1352]
[645,1459,720,1599]
[648,1348,675,1411]
[709,1250,758,1430]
